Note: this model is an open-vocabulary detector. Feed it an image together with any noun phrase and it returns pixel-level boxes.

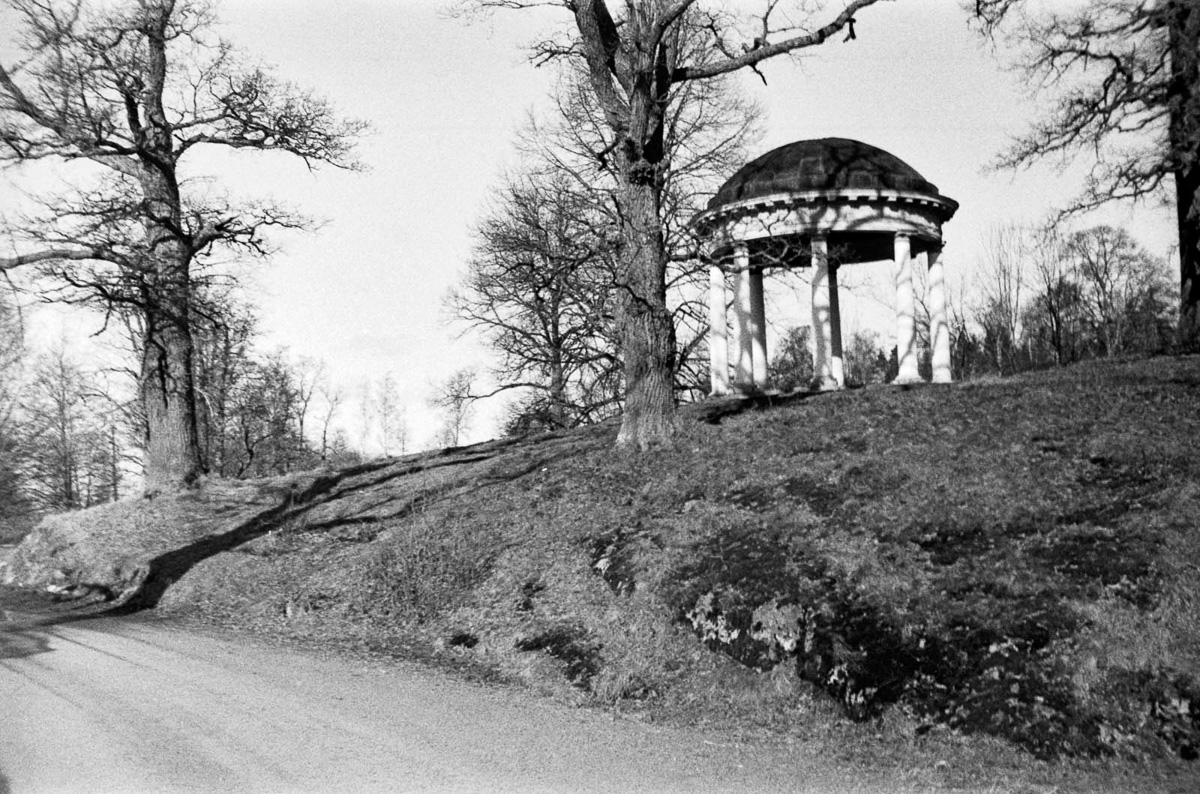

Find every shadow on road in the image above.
[0,582,126,659]
[0,624,52,660]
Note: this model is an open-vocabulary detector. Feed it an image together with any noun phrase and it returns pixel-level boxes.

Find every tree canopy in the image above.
[0,0,365,489]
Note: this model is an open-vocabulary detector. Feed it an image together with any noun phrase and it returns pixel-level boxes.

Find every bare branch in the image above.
[676,0,887,82]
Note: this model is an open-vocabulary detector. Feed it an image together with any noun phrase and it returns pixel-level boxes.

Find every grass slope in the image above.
[5,356,1200,790]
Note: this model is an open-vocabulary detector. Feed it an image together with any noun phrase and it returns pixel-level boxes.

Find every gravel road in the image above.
[0,606,905,793]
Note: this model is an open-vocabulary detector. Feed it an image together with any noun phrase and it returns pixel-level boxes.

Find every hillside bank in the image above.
[5,356,1200,790]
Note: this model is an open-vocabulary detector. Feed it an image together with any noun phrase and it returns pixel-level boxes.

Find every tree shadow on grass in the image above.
[106,397,793,614]
[683,388,821,425]
[20,399,767,620]
[105,455,481,613]
[104,432,613,615]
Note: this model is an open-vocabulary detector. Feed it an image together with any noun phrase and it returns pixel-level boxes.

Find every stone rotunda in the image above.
[692,137,959,393]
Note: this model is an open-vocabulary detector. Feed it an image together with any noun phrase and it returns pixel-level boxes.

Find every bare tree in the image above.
[16,344,123,511]
[471,0,885,447]
[0,281,21,387]
[374,373,409,457]
[323,428,362,469]
[947,279,983,380]
[1067,225,1172,357]
[313,380,344,465]
[188,292,331,478]
[345,374,409,459]
[450,171,623,432]
[1021,226,1082,367]
[969,0,1200,347]
[972,220,1171,370]
[355,380,375,457]
[0,283,30,539]
[529,52,762,404]
[456,43,761,432]
[975,224,1027,374]
[292,357,325,454]
[0,0,365,490]
[191,287,257,477]
[220,351,327,478]
[431,369,477,448]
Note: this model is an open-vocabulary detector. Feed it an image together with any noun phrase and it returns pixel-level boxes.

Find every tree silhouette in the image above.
[970,0,1200,347]
[0,0,365,489]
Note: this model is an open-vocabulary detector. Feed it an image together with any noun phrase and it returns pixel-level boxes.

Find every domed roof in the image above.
[708,138,941,209]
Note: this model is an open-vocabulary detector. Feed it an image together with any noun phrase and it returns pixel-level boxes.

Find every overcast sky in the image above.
[2,0,1178,449]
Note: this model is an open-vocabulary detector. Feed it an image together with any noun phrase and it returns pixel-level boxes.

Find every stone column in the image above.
[731,244,754,389]
[894,233,921,384]
[749,267,768,387]
[828,260,845,387]
[708,264,730,395]
[811,236,838,390]
[927,245,952,383]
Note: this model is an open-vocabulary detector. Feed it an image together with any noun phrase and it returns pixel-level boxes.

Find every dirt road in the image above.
[0,607,906,793]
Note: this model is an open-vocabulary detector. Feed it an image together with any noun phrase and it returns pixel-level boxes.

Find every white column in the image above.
[708,264,730,395]
[731,244,754,389]
[750,267,768,388]
[928,246,952,383]
[811,236,837,390]
[894,233,921,384]
[828,261,845,387]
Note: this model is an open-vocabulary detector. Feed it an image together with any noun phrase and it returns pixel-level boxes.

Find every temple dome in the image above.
[708,137,941,209]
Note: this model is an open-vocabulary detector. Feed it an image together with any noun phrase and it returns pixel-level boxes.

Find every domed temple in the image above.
[691,137,959,393]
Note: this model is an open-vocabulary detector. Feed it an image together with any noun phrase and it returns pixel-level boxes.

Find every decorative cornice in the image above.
[692,188,959,232]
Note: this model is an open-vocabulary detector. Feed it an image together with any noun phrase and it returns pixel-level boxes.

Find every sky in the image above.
[1,0,1179,451]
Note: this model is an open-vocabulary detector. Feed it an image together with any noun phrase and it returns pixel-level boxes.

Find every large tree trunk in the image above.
[548,349,569,430]
[615,178,676,448]
[138,166,203,491]
[136,9,204,492]
[1176,162,1200,347]
[570,0,678,449]
[1171,1,1200,348]
[139,257,202,491]
[547,294,569,429]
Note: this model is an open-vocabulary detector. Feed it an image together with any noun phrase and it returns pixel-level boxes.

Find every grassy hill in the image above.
[5,355,1200,790]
